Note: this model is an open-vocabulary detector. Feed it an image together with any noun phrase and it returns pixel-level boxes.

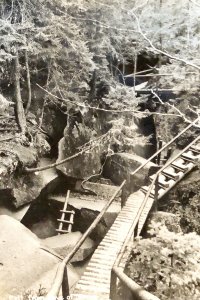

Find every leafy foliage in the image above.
[126,225,200,300]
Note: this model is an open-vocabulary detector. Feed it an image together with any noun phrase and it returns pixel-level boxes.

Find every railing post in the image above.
[154,139,162,212]
[154,174,159,212]
[62,265,70,299]
[110,269,118,300]
[156,139,163,165]
[163,147,172,164]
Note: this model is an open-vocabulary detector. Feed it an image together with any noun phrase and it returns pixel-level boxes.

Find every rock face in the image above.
[154,96,200,149]
[158,168,200,234]
[0,154,57,209]
[0,215,79,299]
[0,172,45,208]
[56,120,104,178]
[0,200,30,221]
[30,217,58,239]
[103,153,157,199]
[0,143,52,208]
[42,231,95,262]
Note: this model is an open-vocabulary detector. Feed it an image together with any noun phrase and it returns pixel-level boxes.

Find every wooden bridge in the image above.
[45,118,200,300]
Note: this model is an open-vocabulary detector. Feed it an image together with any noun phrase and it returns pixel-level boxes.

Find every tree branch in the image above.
[190,0,200,8]
[90,1,200,71]
[24,133,108,173]
[130,11,200,71]
[151,89,200,128]
[36,84,183,118]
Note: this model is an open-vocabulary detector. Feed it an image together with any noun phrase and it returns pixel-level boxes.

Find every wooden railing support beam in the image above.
[112,266,160,300]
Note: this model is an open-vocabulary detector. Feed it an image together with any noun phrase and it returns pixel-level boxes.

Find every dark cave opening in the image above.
[115,52,160,87]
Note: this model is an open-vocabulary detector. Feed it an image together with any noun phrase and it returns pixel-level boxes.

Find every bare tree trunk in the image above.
[24,50,32,114]
[13,50,26,134]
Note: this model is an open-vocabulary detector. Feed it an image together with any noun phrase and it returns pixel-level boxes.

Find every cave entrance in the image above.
[116,51,160,87]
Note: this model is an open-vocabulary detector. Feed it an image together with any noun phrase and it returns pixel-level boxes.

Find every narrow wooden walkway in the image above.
[71,190,146,299]
[72,138,200,300]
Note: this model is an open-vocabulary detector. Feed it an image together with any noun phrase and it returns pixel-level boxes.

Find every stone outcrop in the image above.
[56,120,104,178]
[103,153,157,199]
[42,231,95,262]
[0,215,79,299]
[154,97,200,149]
[158,168,200,234]
[0,140,53,208]
[0,94,12,115]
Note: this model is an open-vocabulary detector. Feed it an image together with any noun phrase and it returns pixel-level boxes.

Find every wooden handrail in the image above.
[112,266,160,300]
[148,134,200,202]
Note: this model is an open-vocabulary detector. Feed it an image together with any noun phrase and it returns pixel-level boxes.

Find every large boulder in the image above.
[0,215,79,299]
[56,122,104,179]
[0,153,57,208]
[42,231,95,262]
[0,143,42,208]
[103,153,157,199]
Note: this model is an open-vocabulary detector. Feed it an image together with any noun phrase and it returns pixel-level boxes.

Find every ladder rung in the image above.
[60,210,75,214]
[57,219,74,224]
[56,229,70,233]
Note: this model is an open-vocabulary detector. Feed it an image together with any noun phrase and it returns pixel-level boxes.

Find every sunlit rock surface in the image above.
[43,231,95,262]
[0,215,79,299]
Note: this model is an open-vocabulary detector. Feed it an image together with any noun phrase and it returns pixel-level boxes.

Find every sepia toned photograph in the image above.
[0,0,200,299]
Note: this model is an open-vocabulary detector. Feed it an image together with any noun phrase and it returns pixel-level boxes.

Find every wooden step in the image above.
[190,145,200,154]
[60,209,75,214]
[161,166,183,180]
[171,158,194,172]
[56,229,69,233]
[140,185,165,197]
[57,219,74,224]
[181,150,200,162]
[75,283,110,294]
[149,173,175,188]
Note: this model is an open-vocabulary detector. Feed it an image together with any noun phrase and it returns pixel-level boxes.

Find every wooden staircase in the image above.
[137,136,200,236]
[71,136,200,300]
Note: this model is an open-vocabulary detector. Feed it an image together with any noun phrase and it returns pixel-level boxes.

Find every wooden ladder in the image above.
[56,190,75,234]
